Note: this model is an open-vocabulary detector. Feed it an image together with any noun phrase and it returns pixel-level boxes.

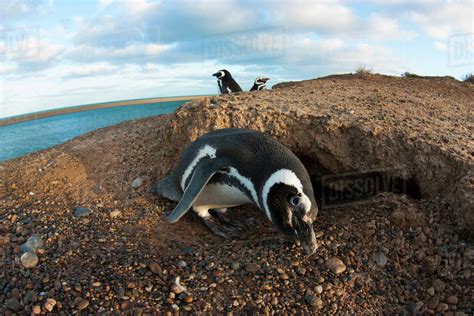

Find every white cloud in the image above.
[0,0,51,20]
[126,0,159,16]
[99,0,114,7]
[409,0,473,40]
[0,37,64,71]
[366,13,417,40]
[66,42,173,62]
[273,35,403,75]
[63,62,118,78]
[270,1,357,33]
[142,63,161,72]
[179,0,259,34]
[0,62,17,74]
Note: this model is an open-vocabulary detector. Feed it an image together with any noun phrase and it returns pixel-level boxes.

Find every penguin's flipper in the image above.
[166,157,229,223]
[155,174,182,202]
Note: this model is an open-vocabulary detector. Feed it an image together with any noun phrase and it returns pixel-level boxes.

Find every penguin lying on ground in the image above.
[212,69,243,94]
[155,128,318,255]
[250,77,270,91]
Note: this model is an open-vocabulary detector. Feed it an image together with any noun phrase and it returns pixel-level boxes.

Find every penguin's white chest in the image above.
[193,183,251,209]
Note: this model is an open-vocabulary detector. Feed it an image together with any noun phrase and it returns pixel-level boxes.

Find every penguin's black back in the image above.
[220,77,242,93]
[250,83,260,91]
[172,128,314,204]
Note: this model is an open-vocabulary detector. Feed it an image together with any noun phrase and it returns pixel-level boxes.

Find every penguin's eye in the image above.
[289,196,300,206]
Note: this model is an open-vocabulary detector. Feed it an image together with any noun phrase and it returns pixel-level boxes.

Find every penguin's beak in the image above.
[262,77,270,82]
[212,72,219,77]
[293,209,318,256]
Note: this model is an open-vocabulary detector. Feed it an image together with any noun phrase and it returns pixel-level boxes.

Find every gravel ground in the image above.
[1,74,473,314]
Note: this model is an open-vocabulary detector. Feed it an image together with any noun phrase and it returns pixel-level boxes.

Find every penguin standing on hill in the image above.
[250,77,270,91]
[155,128,319,255]
[212,69,242,94]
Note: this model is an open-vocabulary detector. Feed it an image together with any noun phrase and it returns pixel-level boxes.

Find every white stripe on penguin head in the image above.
[262,169,312,222]
[181,144,217,190]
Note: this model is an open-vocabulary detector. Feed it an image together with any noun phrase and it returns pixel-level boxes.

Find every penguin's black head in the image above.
[266,182,318,255]
[254,77,270,85]
[212,69,231,79]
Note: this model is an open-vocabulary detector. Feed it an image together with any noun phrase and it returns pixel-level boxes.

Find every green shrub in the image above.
[462,73,474,83]
[401,72,421,78]
[355,66,373,75]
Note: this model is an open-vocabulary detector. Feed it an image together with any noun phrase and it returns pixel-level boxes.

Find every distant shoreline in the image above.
[0,95,211,127]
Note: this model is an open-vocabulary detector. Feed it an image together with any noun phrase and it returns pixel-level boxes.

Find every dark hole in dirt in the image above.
[297,154,422,209]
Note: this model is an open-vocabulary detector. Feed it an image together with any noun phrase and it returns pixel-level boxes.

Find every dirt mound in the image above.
[1,74,473,314]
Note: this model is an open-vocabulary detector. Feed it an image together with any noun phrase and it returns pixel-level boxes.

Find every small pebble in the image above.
[427,287,435,296]
[0,235,10,246]
[305,293,322,308]
[76,299,90,310]
[4,298,21,312]
[315,285,323,294]
[43,298,57,312]
[231,262,241,270]
[261,284,272,291]
[74,207,92,218]
[279,273,290,280]
[149,262,163,275]
[436,303,449,313]
[20,234,44,253]
[433,279,445,293]
[246,263,260,273]
[325,257,346,274]
[428,296,440,309]
[373,252,388,267]
[32,305,41,315]
[132,177,143,188]
[446,295,458,305]
[182,247,193,255]
[21,252,39,268]
[121,301,132,310]
[110,210,121,218]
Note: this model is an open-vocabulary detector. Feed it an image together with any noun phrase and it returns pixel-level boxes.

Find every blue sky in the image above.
[0,0,472,118]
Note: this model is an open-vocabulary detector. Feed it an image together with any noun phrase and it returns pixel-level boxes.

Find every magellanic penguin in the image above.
[212,69,243,94]
[250,77,270,91]
[155,128,318,255]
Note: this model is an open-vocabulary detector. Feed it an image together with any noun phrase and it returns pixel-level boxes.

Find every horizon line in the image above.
[0,94,213,127]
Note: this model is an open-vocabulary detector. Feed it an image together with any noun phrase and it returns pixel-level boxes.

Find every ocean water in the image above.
[0,100,186,162]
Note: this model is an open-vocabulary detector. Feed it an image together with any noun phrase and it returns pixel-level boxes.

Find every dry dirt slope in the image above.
[0,74,473,314]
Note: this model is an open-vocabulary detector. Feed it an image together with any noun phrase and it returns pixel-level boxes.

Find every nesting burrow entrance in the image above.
[297,153,421,209]
[279,123,472,234]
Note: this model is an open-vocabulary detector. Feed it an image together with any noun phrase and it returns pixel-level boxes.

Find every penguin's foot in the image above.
[201,215,243,239]
[210,208,245,229]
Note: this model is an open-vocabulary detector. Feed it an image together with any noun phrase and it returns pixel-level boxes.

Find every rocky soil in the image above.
[1,74,473,314]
